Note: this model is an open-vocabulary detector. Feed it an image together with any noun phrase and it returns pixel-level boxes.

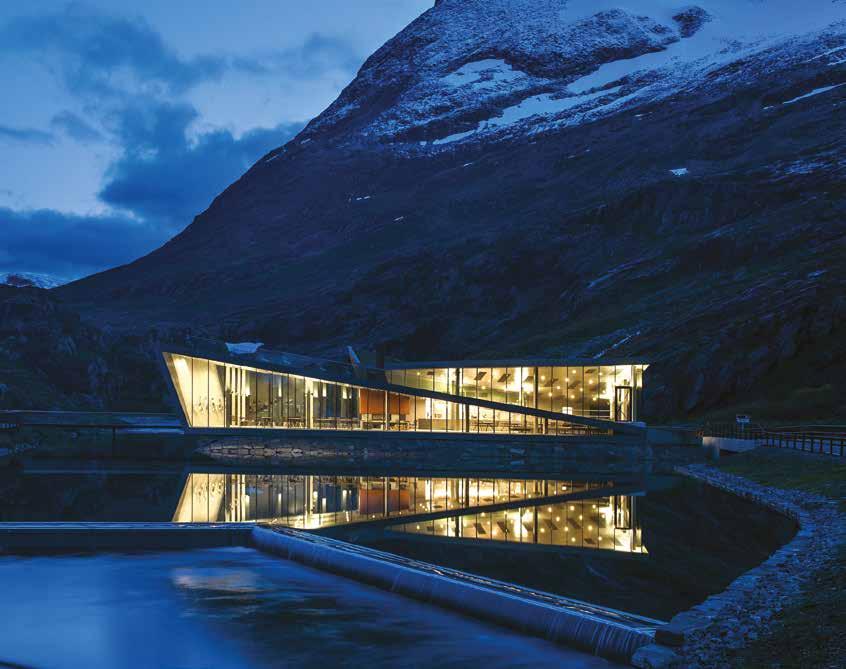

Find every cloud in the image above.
[0,124,54,144]
[0,5,226,98]
[0,6,361,101]
[0,4,340,279]
[235,33,363,79]
[50,111,103,143]
[0,206,167,279]
[98,100,303,229]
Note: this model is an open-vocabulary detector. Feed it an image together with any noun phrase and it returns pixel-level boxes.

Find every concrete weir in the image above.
[251,526,660,664]
[0,522,660,664]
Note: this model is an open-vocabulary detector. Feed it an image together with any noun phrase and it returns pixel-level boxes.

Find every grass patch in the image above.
[716,448,846,668]
[717,448,846,511]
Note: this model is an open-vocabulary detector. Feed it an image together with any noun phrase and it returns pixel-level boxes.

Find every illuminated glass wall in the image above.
[388,364,646,422]
[164,353,602,435]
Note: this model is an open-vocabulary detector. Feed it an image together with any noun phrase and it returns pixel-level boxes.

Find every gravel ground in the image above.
[656,456,845,668]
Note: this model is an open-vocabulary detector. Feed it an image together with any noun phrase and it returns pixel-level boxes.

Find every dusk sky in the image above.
[0,1,432,281]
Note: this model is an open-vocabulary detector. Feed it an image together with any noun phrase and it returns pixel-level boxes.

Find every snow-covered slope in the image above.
[304,0,846,147]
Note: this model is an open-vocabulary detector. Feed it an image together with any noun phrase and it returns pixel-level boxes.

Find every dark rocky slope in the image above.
[56,1,846,421]
[0,286,171,411]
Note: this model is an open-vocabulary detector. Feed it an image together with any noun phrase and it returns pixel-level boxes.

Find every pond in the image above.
[0,547,620,669]
[0,463,796,621]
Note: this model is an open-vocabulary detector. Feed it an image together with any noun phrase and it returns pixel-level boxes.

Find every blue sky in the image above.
[0,1,431,280]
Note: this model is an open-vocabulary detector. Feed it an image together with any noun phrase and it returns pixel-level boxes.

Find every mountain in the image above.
[58,0,846,421]
[1,272,67,289]
[0,285,170,411]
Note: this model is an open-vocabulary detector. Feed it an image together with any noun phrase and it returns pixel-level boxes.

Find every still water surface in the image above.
[0,547,622,668]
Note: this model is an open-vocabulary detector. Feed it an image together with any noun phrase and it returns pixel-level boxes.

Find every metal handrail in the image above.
[702,422,845,456]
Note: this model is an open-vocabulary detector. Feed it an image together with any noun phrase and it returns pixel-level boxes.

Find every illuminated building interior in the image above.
[387,362,646,422]
[163,349,646,434]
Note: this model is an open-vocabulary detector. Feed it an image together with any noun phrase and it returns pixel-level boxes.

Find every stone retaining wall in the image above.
[631,462,846,668]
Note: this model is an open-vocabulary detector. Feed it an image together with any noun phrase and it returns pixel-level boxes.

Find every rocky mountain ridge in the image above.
[56,0,846,420]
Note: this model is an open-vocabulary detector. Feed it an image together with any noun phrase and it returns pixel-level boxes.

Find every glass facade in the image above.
[389,363,647,422]
[164,352,609,435]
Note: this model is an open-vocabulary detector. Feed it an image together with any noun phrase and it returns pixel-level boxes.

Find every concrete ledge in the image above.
[251,526,658,664]
[631,643,680,668]
[702,436,757,453]
[0,522,253,552]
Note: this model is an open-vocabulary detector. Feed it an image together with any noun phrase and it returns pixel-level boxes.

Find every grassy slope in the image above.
[716,449,846,668]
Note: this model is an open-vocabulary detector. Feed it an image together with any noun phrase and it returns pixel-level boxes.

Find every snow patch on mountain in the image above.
[433,86,622,144]
[442,59,527,89]
[782,83,845,105]
[1,272,68,289]
[305,0,846,150]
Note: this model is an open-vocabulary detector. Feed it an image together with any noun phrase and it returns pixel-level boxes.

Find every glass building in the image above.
[161,343,647,437]
[386,360,647,423]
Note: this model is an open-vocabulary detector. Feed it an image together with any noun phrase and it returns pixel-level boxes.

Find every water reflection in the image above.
[174,473,645,555]
[389,496,646,554]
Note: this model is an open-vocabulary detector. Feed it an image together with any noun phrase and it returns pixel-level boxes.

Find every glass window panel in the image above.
[189,357,208,428]
[461,368,477,399]
[584,367,601,418]
[256,372,271,427]
[491,367,508,405]
[537,366,553,412]
[208,362,226,428]
[164,353,193,425]
[360,389,386,430]
[551,367,566,415]
[433,368,449,394]
[599,365,615,420]
[506,367,520,405]
[520,366,535,409]
[300,377,309,426]
[478,368,491,402]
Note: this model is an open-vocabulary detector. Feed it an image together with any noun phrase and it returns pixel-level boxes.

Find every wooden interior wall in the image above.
[359,389,410,414]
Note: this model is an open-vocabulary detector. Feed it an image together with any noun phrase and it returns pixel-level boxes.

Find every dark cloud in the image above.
[0,4,337,279]
[0,106,304,278]
[98,100,303,229]
[0,206,167,279]
[0,6,361,100]
[50,111,103,143]
[0,124,54,144]
[0,5,226,97]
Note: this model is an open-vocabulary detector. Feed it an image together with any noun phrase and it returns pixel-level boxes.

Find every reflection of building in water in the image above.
[174,473,644,554]
[392,496,646,554]
[174,473,617,532]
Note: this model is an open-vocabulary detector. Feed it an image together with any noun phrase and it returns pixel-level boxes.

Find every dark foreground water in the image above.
[0,465,797,619]
[0,547,621,669]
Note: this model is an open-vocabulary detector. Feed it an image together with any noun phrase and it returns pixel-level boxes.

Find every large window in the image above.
[164,353,618,435]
